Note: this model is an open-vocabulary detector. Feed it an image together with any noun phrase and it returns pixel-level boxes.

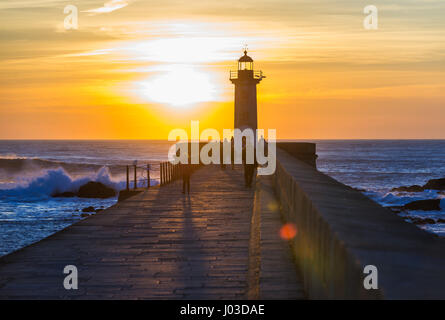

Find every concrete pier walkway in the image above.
[0,165,304,299]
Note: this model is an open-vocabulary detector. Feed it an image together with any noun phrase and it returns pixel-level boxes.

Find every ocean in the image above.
[0,140,444,256]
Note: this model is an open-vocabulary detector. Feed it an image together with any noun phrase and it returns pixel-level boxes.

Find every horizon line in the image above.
[2,138,445,141]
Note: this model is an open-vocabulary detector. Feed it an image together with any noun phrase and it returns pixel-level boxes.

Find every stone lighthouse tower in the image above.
[230,50,265,132]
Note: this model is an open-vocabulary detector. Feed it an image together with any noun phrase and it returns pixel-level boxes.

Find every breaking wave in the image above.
[0,167,158,198]
[0,167,123,197]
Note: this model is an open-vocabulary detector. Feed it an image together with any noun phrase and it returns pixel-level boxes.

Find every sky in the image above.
[0,0,444,139]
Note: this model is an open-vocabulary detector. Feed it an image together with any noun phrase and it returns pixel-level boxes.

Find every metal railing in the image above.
[124,161,202,190]
[159,162,202,186]
[159,161,181,186]
[229,70,264,80]
[229,70,238,79]
[125,164,151,190]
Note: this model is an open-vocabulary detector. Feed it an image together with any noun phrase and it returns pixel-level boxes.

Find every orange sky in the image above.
[1,0,445,139]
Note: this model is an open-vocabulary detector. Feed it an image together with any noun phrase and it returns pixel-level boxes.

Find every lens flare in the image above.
[280,223,297,240]
[267,200,279,212]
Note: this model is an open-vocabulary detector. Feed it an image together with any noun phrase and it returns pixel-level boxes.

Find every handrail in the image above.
[159,161,202,186]
[229,70,264,80]
[124,160,201,190]
[125,164,151,190]
[159,161,184,186]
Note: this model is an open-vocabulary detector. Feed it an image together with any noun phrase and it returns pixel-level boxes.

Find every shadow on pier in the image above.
[0,165,304,300]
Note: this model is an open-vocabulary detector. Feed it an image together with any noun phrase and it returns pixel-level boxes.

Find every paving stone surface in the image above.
[0,165,305,300]
[257,175,306,299]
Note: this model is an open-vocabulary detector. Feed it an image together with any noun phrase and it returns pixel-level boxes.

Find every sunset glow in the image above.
[135,65,219,107]
[1,1,445,139]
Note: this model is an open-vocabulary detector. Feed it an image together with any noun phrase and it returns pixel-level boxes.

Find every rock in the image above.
[403,199,441,211]
[52,191,77,198]
[423,178,445,190]
[77,181,116,199]
[437,218,445,223]
[424,218,436,224]
[388,206,403,213]
[391,185,424,192]
[409,217,436,225]
[391,177,445,192]
[82,206,96,213]
[81,206,106,214]
[80,213,91,218]
[352,187,366,192]
[118,189,143,202]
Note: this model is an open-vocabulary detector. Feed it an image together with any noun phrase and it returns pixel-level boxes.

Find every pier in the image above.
[0,163,304,299]
[0,143,444,299]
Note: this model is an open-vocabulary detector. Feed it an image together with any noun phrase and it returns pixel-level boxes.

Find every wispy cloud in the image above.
[83,0,129,14]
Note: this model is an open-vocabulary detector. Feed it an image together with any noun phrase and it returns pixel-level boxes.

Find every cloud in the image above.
[83,0,128,14]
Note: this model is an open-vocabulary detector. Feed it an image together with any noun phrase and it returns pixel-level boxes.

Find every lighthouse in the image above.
[230,50,265,132]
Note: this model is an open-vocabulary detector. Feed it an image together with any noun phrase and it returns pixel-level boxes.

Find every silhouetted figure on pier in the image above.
[220,140,226,170]
[258,135,268,159]
[181,162,191,194]
[231,137,235,170]
[242,138,257,188]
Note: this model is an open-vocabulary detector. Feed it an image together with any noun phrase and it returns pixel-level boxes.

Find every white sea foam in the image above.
[0,153,29,160]
[365,189,444,208]
[0,166,157,197]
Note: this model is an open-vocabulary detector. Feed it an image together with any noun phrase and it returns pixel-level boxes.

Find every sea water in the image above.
[0,140,444,256]
[314,140,445,236]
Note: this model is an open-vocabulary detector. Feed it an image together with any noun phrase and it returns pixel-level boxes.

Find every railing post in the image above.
[126,165,129,191]
[168,162,172,183]
[163,162,166,185]
[134,165,137,190]
[147,164,150,189]
[162,162,165,185]
[160,163,163,185]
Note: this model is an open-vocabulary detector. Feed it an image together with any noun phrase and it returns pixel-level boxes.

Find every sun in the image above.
[113,24,266,108]
[135,64,219,107]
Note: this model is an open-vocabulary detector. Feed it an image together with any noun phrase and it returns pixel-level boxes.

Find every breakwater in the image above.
[274,144,445,299]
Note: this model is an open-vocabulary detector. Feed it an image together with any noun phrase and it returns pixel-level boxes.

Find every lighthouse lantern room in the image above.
[230,50,265,132]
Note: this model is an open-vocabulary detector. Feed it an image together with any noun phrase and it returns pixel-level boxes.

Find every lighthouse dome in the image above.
[238,50,253,62]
